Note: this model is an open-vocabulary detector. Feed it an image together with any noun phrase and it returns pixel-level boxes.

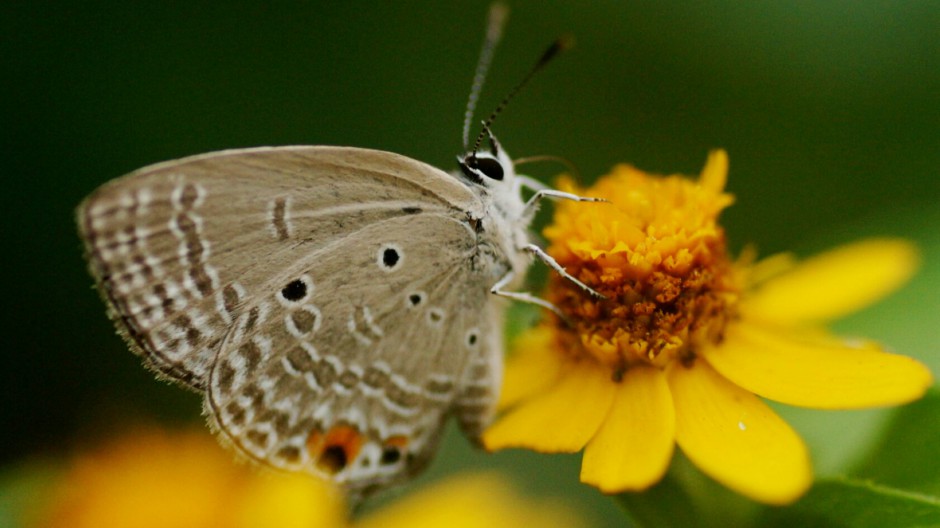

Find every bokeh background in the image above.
[3,1,938,526]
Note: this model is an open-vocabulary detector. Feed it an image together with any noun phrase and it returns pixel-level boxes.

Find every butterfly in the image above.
[76,4,599,500]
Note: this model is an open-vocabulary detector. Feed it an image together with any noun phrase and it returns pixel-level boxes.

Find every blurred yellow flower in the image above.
[30,428,584,528]
[483,150,932,505]
[32,428,345,528]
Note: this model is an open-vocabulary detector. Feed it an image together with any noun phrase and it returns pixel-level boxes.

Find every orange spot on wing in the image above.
[384,435,410,449]
[309,424,364,475]
[305,429,323,454]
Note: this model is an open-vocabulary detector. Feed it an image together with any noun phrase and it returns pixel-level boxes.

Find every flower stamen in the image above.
[544,153,740,375]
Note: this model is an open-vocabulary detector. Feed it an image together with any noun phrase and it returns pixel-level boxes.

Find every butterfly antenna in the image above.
[469,33,574,158]
[513,154,583,182]
[462,3,510,150]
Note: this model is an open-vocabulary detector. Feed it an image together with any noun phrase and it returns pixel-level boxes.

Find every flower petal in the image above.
[668,360,812,505]
[705,323,932,409]
[498,327,565,409]
[356,473,583,528]
[580,367,675,493]
[742,239,919,324]
[235,474,346,528]
[699,149,728,193]
[483,360,615,453]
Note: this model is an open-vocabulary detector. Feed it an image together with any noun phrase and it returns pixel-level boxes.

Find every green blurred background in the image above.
[3,1,938,525]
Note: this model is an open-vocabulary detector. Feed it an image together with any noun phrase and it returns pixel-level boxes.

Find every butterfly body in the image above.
[78,144,531,496]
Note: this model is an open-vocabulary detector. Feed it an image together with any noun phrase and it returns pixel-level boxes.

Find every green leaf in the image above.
[0,460,61,528]
[849,390,940,495]
[615,472,704,528]
[503,301,544,343]
[615,452,760,528]
[759,477,940,528]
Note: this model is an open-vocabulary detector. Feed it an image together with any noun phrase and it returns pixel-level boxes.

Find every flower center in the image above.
[542,153,741,378]
[549,237,740,377]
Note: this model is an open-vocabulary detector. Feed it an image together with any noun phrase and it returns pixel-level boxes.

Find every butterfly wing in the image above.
[77,146,483,390]
[205,211,503,495]
[79,146,507,495]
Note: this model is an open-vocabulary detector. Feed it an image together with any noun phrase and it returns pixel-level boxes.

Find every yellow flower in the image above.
[30,428,585,528]
[32,428,345,528]
[483,150,932,505]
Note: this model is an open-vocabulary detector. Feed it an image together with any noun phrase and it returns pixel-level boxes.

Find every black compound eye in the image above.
[474,156,504,181]
[458,153,505,184]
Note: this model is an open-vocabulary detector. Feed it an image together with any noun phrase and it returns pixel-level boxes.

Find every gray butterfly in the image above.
[76,5,599,499]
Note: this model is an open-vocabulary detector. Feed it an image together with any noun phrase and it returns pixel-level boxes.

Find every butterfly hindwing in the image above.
[77,146,481,390]
[205,212,501,494]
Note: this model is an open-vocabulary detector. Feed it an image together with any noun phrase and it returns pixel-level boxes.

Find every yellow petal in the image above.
[668,359,812,505]
[743,239,920,324]
[356,473,585,528]
[699,149,729,193]
[580,367,675,493]
[705,323,932,409]
[499,327,565,409]
[235,474,346,528]
[35,429,350,528]
[483,360,615,453]
[741,250,797,288]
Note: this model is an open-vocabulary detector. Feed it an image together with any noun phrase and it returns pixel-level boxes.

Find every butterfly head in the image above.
[456,129,517,190]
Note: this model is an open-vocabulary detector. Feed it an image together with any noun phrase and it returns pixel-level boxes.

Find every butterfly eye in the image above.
[475,155,505,181]
[458,153,505,183]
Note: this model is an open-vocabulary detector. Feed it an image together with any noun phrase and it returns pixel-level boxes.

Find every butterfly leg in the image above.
[515,174,551,192]
[490,270,572,324]
[517,183,608,226]
[516,173,606,212]
[522,244,606,299]
[523,188,606,214]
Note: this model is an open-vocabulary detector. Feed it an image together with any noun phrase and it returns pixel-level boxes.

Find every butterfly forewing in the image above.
[206,213,500,493]
[78,146,481,389]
